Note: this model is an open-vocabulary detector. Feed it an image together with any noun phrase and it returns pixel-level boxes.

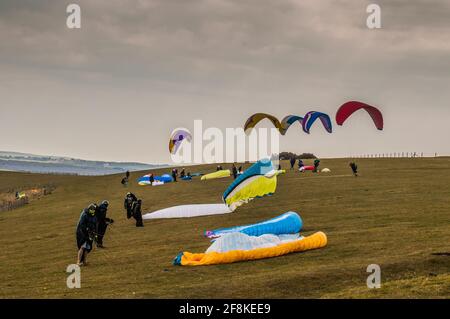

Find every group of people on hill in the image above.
[290,157,307,170]
[288,157,359,176]
[171,168,193,182]
[75,191,143,266]
[124,192,144,227]
[77,160,360,265]
[289,157,321,172]
[75,200,113,266]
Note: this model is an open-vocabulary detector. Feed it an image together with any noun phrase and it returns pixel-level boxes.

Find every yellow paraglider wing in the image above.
[244,113,283,134]
[224,174,277,209]
[175,231,327,266]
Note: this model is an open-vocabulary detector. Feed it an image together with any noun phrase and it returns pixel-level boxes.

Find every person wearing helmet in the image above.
[124,192,138,219]
[95,200,114,248]
[298,159,304,170]
[76,203,98,266]
[313,159,320,173]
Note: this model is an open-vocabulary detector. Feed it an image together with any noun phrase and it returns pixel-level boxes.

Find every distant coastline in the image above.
[0,151,169,176]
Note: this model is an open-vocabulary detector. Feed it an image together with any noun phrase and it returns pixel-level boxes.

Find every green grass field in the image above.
[0,158,449,298]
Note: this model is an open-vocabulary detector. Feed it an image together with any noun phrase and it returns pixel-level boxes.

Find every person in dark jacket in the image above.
[149,173,155,185]
[172,169,177,182]
[232,164,238,179]
[95,200,114,248]
[349,162,358,177]
[124,192,138,219]
[313,159,320,173]
[131,199,144,227]
[76,203,98,266]
[180,168,186,178]
[298,159,304,171]
[290,157,296,169]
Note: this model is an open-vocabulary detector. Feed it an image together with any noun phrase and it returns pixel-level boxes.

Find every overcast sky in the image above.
[1,0,449,163]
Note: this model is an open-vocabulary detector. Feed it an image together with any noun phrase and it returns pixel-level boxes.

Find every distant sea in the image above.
[0,151,168,176]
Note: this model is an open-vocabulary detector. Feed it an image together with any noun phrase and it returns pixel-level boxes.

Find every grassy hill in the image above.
[0,158,449,298]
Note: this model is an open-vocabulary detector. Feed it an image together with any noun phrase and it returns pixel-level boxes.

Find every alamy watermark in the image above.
[366,264,381,289]
[66,264,81,289]
[67,3,382,31]
[66,4,81,29]
[170,120,280,164]
[366,4,381,29]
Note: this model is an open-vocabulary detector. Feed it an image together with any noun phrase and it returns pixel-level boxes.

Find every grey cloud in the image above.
[0,0,449,162]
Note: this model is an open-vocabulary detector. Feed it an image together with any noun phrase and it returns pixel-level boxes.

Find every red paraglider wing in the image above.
[336,101,383,130]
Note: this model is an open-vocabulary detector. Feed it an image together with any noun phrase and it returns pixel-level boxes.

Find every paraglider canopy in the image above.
[280,115,303,135]
[245,113,306,136]
[222,159,277,209]
[244,113,283,134]
[336,101,383,130]
[302,111,332,134]
[169,129,192,154]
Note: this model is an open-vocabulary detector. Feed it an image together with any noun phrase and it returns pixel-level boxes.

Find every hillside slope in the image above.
[0,158,449,298]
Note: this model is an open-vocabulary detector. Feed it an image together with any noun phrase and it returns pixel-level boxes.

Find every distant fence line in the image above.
[348,152,439,159]
[0,198,29,212]
[0,185,56,213]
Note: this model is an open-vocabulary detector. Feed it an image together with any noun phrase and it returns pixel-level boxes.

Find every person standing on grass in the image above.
[124,192,137,219]
[349,162,358,177]
[95,200,114,248]
[298,159,304,171]
[76,203,98,266]
[149,173,155,185]
[232,164,238,179]
[131,199,144,227]
[172,168,177,182]
[313,159,320,172]
[290,157,296,170]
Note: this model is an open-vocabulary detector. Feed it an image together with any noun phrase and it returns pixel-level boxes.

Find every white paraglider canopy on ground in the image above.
[206,232,302,253]
[142,203,233,219]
